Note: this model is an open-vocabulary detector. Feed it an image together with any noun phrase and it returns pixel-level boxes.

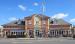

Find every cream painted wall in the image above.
[34,15,41,30]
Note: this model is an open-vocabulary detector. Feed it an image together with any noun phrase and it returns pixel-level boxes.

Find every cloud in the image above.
[51,13,68,19]
[8,17,18,21]
[0,25,3,28]
[70,18,75,22]
[33,2,39,6]
[18,5,26,11]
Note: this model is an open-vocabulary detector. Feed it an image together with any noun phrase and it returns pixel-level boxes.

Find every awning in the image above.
[10,29,25,32]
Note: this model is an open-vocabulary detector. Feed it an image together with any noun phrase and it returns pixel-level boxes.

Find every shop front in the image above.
[48,29,71,37]
[6,29,25,38]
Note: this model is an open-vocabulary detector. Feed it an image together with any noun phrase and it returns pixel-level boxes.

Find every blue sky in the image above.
[0,0,75,25]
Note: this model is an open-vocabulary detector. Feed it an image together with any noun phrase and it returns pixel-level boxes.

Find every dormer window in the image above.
[18,21,21,25]
[17,19,21,25]
[50,21,53,24]
[15,19,25,25]
[14,22,17,24]
[21,21,25,25]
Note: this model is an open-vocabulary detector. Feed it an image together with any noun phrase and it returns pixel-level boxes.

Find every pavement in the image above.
[0,37,75,44]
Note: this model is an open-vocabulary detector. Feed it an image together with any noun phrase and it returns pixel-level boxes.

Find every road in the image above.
[0,37,75,44]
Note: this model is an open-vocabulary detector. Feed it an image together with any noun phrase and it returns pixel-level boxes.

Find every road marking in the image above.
[12,42,33,43]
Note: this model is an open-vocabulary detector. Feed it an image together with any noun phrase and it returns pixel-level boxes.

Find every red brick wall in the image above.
[49,24,70,30]
[25,15,34,31]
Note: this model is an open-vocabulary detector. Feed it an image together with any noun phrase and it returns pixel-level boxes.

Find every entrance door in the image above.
[35,30,39,37]
[29,30,34,38]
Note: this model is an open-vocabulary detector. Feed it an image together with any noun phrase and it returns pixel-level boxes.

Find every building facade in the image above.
[0,26,3,38]
[2,14,72,38]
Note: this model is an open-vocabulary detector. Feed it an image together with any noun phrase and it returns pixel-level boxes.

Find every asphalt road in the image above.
[0,37,75,44]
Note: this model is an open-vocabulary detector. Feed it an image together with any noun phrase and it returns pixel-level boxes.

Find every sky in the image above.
[0,0,75,25]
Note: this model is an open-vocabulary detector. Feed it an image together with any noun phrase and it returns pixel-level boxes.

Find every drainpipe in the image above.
[1,27,3,38]
[4,30,7,38]
[70,24,72,37]
[71,25,74,37]
[34,29,36,38]
[0,26,3,38]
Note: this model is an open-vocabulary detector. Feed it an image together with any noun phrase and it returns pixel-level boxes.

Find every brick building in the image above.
[2,14,72,38]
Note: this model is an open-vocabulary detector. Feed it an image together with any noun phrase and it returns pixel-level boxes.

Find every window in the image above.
[36,21,39,24]
[28,22,31,24]
[42,20,46,24]
[28,21,32,25]
[11,32,13,34]
[16,32,17,35]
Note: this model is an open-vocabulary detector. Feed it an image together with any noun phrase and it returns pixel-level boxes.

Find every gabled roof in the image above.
[2,14,50,26]
[2,14,71,26]
[2,19,25,26]
[56,19,71,25]
[37,14,49,18]
[2,20,18,26]
[50,18,71,25]
[25,14,50,19]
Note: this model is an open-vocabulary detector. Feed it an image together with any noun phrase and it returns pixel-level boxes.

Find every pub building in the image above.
[2,14,72,38]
